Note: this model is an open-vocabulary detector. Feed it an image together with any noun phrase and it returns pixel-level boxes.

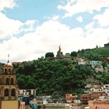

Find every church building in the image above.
[0,61,18,100]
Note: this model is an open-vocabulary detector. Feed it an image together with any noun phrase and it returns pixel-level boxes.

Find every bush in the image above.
[72,93,77,96]
[72,61,76,64]
[71,57,74,60]
[75,65,78,68]
[80,89,84,94]
[45,52,54,58]
[71,51,77,57]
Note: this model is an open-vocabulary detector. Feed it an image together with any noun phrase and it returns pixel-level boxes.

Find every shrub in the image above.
[72,61,76,64]
[45,52,54,58]
[71,51,77,57]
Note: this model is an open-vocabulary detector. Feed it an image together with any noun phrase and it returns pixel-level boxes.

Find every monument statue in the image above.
[58,45,61,55]
[56,45,63,58]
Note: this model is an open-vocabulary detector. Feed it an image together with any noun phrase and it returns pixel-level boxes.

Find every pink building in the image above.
[89,100,109,109]
[19,102,25,109]
[66,94,72,100]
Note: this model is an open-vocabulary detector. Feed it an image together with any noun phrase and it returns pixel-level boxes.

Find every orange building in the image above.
[81,93,104,104]
[81,94,91,104]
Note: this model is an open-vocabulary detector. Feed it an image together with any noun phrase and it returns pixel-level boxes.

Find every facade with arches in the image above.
[0,61,18,100]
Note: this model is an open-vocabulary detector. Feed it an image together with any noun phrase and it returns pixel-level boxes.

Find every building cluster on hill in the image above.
[66,84,109,109]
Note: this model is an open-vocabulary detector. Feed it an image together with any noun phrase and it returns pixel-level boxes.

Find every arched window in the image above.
[9,69,11,74]
[11,89,15,96]
[6,78,9,85]
[11,78,14,85]
[5,89,9,96]
[5,69,7,75]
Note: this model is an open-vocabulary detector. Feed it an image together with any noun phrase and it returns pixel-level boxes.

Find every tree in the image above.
[72,93,77,96]
[71,51,77,57]
[102,60,107,69]
[45,52,54,58]
[13,64,18,69]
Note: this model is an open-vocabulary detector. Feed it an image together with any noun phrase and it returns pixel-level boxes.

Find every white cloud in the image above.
[76,16,83,22]
[0,20,84,62]
[84,28,109,48]
[0,12,23,39]
[0,13,39,39]
[20,20,38,32]
[85,22,94,30]
[57,0,109,17]
[94,8,109,26]
[25,20,36,25]
[52,15,59,20]
[43,16,51,19]
[0,20,109,63]
[0,0,17,11]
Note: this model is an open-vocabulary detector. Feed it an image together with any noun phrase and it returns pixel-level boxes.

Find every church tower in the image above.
[0,60,18,100]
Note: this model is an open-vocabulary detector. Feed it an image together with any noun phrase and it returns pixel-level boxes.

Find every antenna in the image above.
[8,54,10,62]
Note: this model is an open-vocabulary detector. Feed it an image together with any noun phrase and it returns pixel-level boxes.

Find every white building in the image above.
[18,89,36,97]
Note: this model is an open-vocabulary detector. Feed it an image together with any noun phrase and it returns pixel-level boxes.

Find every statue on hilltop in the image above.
[56,45,63,59]
[58,45,61,55]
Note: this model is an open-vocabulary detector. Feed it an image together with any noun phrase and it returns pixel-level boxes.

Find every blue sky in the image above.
[0,0,109,63]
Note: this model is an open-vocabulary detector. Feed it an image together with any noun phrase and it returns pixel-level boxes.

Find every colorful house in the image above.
[90,61,102,66]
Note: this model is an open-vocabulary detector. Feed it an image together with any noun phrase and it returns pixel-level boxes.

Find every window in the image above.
[11,89,15,96]
[11,78,14,84]
[6,78,9,85]
[5,69,7,75]
[5,89,9,96]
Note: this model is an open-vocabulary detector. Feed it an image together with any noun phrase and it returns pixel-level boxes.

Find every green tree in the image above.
[71,51,77,57]
[102,60,107,69]
[45,52,54,58]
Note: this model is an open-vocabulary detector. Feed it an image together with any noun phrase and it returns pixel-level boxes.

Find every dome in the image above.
[4,61,13,67]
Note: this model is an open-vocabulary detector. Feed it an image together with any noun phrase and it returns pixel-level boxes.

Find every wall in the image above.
[20,102,25,109]
[1,100,18,109]
[93,103,109,109]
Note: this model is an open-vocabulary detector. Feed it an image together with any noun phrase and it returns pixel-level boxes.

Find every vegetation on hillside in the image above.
[14,47,109,94]
[78,47,109,60]
[15,58,94,94]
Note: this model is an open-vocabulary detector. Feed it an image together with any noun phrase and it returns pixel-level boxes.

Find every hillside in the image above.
[78,47,109,60]
[15,58,96,94]
[13,47,109,94]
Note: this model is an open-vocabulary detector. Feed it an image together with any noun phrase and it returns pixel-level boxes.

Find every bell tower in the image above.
[0,56,18,100]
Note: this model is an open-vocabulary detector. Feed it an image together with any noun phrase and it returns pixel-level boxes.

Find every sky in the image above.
[0,0,109,63]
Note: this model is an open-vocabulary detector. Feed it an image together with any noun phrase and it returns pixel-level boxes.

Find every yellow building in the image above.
[0,100,19,109]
